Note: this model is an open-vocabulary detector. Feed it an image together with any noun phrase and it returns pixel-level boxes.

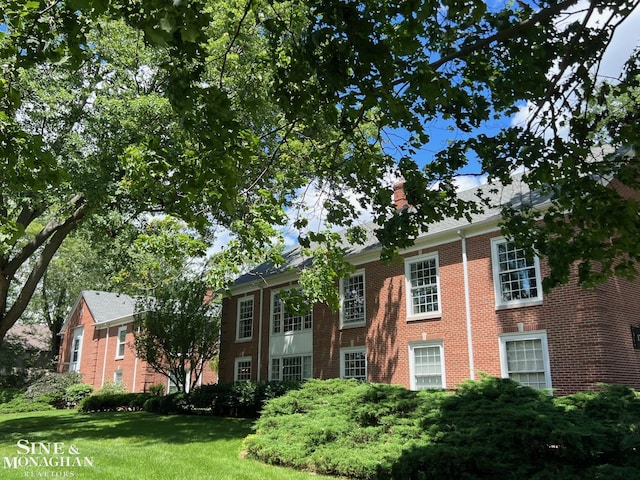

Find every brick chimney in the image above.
[393,181,409,211]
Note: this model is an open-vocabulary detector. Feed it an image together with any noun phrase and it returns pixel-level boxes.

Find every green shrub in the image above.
[0,391,53,414]
[63,383,94,407]
[143,392,190,415]
[95,381,127,396]
[24,371,83,408]
[190,380,303,417]
[78,392,153,412]
[247,377,640,480]
[148,383,165,396]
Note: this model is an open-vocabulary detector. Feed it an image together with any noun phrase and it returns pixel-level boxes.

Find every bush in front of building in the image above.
[244,377,640,480]
[190,380,304,418]
[0,387,53,414]
[78,392,154,412]
[23,371,83,408]
[63,383,94,407]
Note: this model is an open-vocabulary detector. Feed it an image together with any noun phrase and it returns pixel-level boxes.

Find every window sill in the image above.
[235,337,253,343]
[340,322,366,330]
[495,299,543,311]
[407,313,442,322]
[114,357,124,361]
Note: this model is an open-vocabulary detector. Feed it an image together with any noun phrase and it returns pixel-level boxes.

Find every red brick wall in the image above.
[59,298,217,392]
[219,231,640,395]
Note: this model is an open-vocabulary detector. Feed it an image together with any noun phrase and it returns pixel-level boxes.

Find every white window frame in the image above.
[340,347,367,380]
[340,271,366,328]
[115,326,127,359]
[404,253,441,320]
[408,341,445,390]
[270,289,312,335]
[234,356,252,382]
[499,331,552,391]
[236,296,254,341]
[69,327,84,372]
[168,369,191,394]
[114,369,123,384]
[491,237,543,309]
[269,355,312,381]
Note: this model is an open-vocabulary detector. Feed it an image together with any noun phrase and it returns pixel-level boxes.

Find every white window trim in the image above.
[270,287,312,336]
[234,356,252,382]
[498,331,552,391]
[340,270,366,329]
[491,237,543,309]
[408,341,446,390]
[114,369,123,384]
[115,326,127,360]
[340,346,367,380]
[269,354,313,381]
[236,296,254,342]
[404,252,442,321]
[69,326,84,372]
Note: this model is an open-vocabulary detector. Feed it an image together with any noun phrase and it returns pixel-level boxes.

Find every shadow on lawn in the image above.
[0,411,254,446]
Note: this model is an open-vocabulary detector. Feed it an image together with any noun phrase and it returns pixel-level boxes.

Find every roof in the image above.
[6,322,50,351]
[81,290,138,324]
[233,173,549,287]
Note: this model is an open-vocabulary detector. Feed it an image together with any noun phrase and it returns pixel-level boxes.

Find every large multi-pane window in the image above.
[116,326,127,359]
[499,332,551,390]
[492,238,542,306]
[409,342,445,390]
[234,357,252,381]
[405,253,441,319]
[236,297,254,341]
[341,272,366,327]
[271,291,312,334]
[270,355,312,381]
[340,347,367,380]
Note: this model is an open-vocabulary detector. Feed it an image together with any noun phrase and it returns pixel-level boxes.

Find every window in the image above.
[270,355,312,381]
[492,238,542,307]
[114,369,123,384]
[405,253,441,319]
[271,291,312,334]
[70,327,83,372]
[116,326,127,359]
[234,357,252,381]
[409,342,445,390]
[340,347,367,380]
[340,272,366,327]
[236,297,254,341]
[499,332,551,390]
[168,370,191,394]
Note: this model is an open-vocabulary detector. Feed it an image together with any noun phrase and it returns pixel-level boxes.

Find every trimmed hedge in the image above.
[78,393,153,412]
[190,380,303,418]
[245,377,640,480]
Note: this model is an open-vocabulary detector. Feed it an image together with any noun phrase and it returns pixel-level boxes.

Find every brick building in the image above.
[57,290,217,392]
[218,176,640,395]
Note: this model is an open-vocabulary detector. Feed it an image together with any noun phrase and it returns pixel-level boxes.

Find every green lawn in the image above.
[0,410,335,480]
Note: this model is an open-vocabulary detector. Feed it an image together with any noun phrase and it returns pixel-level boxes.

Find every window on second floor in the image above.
[340,271,366,327]
[116,326,127,359]
[271,290,312,334]
[236,297,254,341]
[405,253,441,320]
[491,238,543,307]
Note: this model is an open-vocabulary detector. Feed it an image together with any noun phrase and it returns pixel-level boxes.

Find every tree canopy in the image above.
[1,0,639,347]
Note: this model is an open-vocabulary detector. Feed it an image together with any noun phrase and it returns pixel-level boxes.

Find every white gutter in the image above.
[458,229,475,380]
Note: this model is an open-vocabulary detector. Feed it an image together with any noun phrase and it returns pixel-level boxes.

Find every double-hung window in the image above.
[409,342,445,390]
[270,355,312,381]
[115,326,127,359]
[234,357,252,381]
[236,297,254,341]
[340,347,367,380]
[492,238,543,307]
[405,253,441,320]
[271,291,312,334]
[340,271,366,327]
[499,332,551,390]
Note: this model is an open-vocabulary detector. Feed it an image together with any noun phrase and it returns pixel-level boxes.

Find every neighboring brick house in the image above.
[57,290,217,392]
[218,176,640,395]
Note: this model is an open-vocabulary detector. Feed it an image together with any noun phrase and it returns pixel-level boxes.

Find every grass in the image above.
[0,410,336,480]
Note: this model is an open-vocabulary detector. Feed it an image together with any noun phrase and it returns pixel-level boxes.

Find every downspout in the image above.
[132,325,140,392]
[101,328,109,388]
[458,229,475,380]
[257,286,264,381]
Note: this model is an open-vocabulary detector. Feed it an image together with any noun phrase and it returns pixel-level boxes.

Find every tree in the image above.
[2,0,640,349]
[133,277,220,393]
